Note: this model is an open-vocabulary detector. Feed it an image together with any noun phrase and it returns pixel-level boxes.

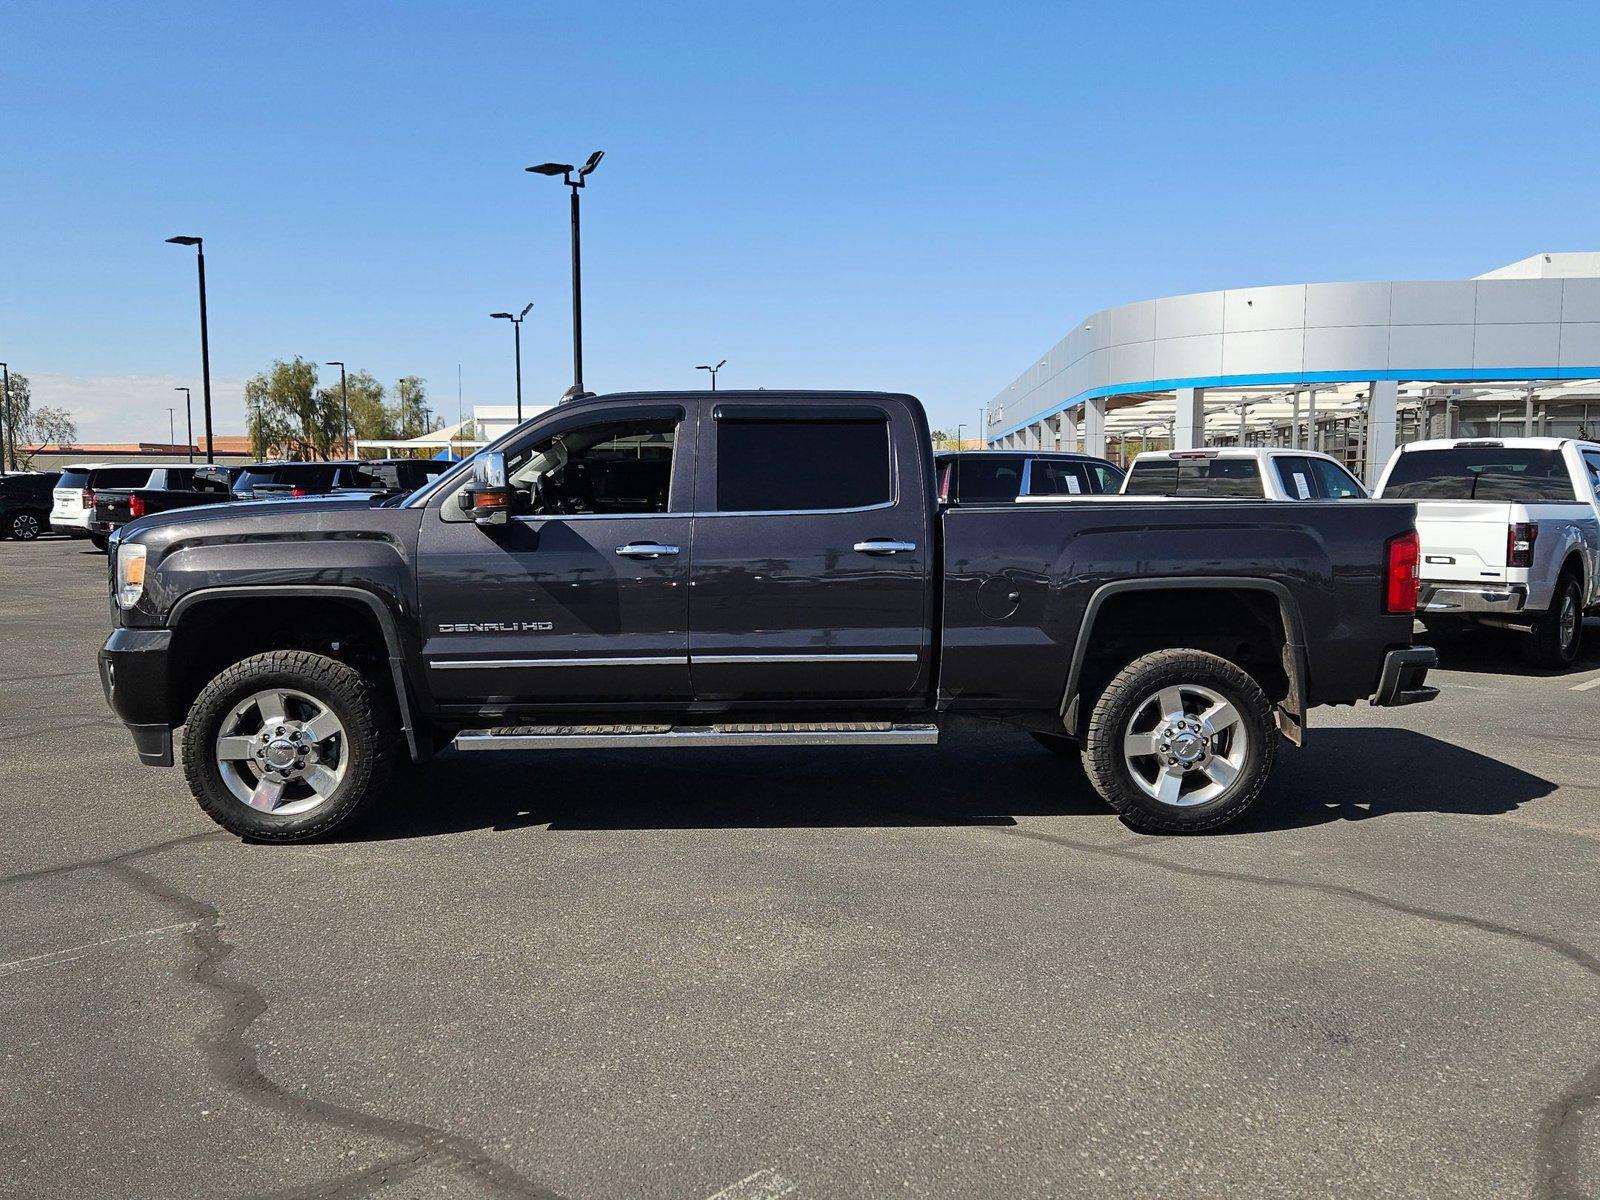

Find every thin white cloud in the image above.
[23,373,250,445]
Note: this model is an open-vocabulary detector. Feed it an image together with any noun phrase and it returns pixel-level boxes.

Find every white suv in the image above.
[1121,448,1368,501]
[1374,437,1600,666]
[52,464,157,546]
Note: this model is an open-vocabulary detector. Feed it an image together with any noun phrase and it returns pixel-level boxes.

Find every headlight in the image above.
[115,543,147,610]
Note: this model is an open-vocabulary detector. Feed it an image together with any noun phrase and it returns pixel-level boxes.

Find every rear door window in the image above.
[1124,457,1263,498]
[716,416,891,512]
[1382,447,1577,502]
[953,456,1024,502]
[1582,452,1600,495]
[1027,460,1093,496]
[1272,456,1318,500]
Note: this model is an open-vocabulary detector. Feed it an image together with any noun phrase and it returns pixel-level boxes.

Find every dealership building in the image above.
[984,252,1600,481]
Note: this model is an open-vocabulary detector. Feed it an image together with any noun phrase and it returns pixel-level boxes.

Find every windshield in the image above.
[1382,447,1576,502]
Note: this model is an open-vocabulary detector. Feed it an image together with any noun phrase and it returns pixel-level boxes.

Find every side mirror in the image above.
[458,452,512,525]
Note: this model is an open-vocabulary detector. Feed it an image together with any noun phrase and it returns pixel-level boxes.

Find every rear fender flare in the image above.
[1058,577,1309,744]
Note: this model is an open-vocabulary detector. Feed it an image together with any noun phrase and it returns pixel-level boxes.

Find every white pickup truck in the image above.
[1121,448,1369,501]
[1373,437,1600,666]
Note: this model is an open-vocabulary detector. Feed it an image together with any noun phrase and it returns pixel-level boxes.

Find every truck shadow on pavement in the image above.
[347,727,1555,842]
[1417,616,1600,678]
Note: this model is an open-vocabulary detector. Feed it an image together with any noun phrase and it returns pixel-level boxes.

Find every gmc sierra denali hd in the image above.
[99,390,1437,841]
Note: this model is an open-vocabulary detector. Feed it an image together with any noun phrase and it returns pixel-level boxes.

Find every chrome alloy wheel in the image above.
[1121,683,1249,807]
[215,688,348,815]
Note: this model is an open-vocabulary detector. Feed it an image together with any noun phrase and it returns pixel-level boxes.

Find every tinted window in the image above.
[1306,456,1366,499]
[1124,457,1263,498]
[1382,448,1576,502]
[162,468,197,490]
[717,419,891,512]
[954,456,1024,502]
[508,417,678,515]
[87,468,153,489]
[239,465,337,491]
[1029,459,1100,496]
[1272,456,1319,500]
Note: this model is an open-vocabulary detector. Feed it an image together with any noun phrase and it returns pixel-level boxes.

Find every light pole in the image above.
[165,237,214,463]
[526,150,604,395]
[955,423,966,450]
[696,359,727,390]
[166,406,177,446]
[491,303,534,422]
[174,386,193,462]
[324,362,350,458]
[0,361,11,476]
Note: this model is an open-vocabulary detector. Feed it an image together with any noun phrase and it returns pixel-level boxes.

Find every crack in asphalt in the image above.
[926,815,1600,1200]
[107,859,562,1200]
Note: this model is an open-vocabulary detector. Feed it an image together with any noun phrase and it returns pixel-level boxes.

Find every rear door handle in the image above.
[853,539,917,555]
[615,542,680,559]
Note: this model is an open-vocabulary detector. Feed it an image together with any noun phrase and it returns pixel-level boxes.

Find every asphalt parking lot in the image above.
[2,534,1597,1199]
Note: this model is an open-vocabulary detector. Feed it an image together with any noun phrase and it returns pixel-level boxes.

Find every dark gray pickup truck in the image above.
[100,390,1436,841]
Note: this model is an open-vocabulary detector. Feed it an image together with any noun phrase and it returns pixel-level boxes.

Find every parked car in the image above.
[0,472,61,540]
[936,450,1123,502]
[90,466,239,542]
[53,465,173,547]
[1373,437,1600,666]
[101,390,1436,843]
[228,459,450,502]
[1122,448,1369,500]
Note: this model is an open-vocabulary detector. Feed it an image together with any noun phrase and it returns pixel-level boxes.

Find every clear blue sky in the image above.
[3,0,1598,442]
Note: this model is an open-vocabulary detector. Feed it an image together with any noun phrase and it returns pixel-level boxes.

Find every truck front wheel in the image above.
[182,650,396,841]
[1082,649,1277,833]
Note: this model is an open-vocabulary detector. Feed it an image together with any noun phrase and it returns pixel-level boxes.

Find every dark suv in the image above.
[0,472,60,540]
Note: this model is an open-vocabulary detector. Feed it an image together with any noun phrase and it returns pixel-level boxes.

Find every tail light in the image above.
[82,489,94,509]
[129,494,146,519]
[1385,530,1420,615]
[1507,522,1537,568]
[291,487,308,498]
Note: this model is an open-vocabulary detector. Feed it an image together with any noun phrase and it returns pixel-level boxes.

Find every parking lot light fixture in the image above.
[324,362,349,458]
[527,151,604,395]
[166,236,215,463]
[174,386,193,462]
[695,359,727,391]
[491,303,534,422]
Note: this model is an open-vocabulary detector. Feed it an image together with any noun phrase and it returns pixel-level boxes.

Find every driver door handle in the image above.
[616,542,680,559]
[853,539,917,555]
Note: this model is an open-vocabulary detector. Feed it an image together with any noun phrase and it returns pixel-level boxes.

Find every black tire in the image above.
[1525,574,1584,669]
[5,511,45,541]
[89,533,109,552]
[182,650,397,841]
[1081,649,1277,834]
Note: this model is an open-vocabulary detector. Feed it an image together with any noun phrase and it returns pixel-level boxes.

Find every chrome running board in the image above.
[453,721,940,752]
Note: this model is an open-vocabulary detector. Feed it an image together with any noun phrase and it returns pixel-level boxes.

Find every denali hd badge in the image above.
[438,621,554,633]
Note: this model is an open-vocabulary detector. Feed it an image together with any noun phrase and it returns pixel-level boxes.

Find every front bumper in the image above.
[1419,582,1526,615]
[1371,646,1439,707]
[99,627,175,766]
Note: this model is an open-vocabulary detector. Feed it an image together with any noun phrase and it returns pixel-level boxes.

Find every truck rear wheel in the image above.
[1525,574,1583,669]
[182,650,396,841]
[1082,649,1276,833]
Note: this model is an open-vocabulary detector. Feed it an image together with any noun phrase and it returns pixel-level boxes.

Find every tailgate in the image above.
[1413,501,1512,582]
[52,487,85,519]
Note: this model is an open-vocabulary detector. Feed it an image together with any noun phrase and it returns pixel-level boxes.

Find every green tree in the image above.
[320,369,392,444]
[1,371,80,468]
[392,375,436,441]
[246,358,340,461]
